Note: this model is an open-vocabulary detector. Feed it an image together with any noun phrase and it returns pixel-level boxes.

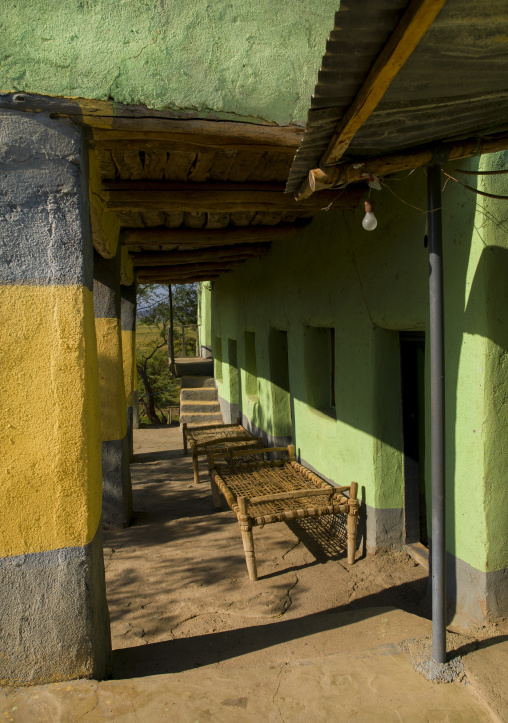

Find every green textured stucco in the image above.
[0,0,338,124]
[210,151,508,576]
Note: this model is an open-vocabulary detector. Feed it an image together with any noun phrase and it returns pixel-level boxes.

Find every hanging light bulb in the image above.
[362,199,377,231]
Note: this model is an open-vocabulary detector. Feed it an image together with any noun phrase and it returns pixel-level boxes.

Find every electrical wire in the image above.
[442,171,508,200]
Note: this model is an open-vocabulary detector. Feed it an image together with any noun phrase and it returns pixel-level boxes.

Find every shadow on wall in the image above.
[209,159,508,621]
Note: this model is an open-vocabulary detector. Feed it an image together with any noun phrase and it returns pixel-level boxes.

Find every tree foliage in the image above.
[136,283,198,424]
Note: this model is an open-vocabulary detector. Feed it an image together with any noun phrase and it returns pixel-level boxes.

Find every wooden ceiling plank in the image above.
[183,211,207,229]
[163,211,185,228]
[163,151,198,182]
[140,211,166,227]
[142,151,167,180]
[204,212,231,229]
[187,151,216,182]
[111,150,145,180]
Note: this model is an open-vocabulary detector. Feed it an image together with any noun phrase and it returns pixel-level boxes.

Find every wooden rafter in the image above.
[131,243,271,267]
[121,224,307,248]
[104,183,363,214]
[296,0,448,200]
[137,273,222,284]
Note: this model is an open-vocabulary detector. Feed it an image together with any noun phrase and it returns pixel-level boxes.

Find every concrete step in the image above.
[180,400,221,414]
[181,376,215,389]
[180,412,224,425]
[181,387,218,402]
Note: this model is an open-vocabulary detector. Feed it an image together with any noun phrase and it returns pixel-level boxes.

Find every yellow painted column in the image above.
[0,109,110,684]
[121,283,137,459]
[94,250,133,528]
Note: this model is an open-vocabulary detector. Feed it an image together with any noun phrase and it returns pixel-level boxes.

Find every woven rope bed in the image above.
[182,419,263,484]
[209,444,359,581]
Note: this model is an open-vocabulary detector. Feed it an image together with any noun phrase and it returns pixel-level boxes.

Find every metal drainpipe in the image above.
[427,163,446,664]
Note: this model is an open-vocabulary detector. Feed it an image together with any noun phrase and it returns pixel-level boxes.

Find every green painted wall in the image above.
[210,151,508,577]
[0,0,338,124]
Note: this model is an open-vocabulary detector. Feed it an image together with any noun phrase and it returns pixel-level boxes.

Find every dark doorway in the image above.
[400,332,427,546]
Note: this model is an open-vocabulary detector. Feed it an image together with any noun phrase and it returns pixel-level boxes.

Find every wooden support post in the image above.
[181,324,186,357]
[182,423,188,455]
[347,481,359,565]
[288,444,296,462]
[209,465,222,511]
[191,443,200,484]
[238,496,258,581]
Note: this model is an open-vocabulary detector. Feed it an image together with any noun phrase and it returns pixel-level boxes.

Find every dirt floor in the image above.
[2,425,508,721]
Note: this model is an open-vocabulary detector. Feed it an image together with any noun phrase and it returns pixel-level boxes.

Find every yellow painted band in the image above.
[0,286,102,557]
[95,317,127,441]
[122,329,136,407]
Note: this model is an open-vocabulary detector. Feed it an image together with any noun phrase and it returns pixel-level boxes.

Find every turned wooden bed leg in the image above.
[347,481,359,565]
[183,423,188,455]
[191,443,201,484]
[238,496,258,581]
[210,466,221,511]
[288,444,296,461]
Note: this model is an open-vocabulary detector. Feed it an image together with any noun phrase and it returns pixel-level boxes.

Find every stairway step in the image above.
[181,387,218,402]
[180,400,221,414]
[180,412,224,425]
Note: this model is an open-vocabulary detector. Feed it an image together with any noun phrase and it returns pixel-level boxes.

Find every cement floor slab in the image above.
[1,426,506,721]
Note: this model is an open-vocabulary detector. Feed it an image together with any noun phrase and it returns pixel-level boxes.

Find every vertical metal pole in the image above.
[427,164,446,664]
[168,285,176,376]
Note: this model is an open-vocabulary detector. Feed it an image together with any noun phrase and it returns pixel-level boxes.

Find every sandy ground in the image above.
[2,425,507,722]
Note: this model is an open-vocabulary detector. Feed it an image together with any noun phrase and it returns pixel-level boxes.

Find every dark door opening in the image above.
[400,332,427,547]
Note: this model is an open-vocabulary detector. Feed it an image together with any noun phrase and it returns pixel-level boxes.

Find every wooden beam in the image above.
[104,181,286,193]
[94,136,296,155]
[137,260,247,277]
[299,132,508,196]
[137,273,222,284]
[0,92,303,147]
[104,184,363,214]
[322,0,448,167]
[121,224,308,247]
[131,243,271,267]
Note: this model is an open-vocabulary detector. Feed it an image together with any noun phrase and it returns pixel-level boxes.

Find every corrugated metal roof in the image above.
[286,0,508,194]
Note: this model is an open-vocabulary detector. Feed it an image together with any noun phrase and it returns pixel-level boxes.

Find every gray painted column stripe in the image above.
[102,437,132,529]
[121,282,136,331]
[93,250,121,319]
[0,524,111,685]
[0,110,93,290]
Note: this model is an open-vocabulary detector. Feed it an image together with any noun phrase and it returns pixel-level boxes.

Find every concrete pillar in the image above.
[121,283,137,459]
[94,250,133,529]
[0,110,111,684]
